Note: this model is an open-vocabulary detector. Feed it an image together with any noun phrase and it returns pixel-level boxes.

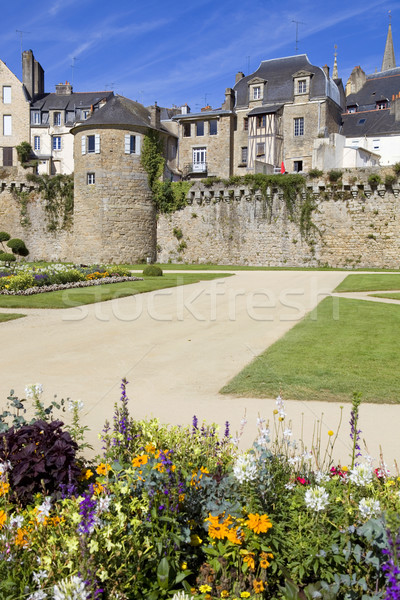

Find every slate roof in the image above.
[341,108,399,137]
[247,104,283,116]
[234,54,341,107]
[31,91,113,111]
[81,95,152,128]
[171,108,232,120]
[346,68,400,110]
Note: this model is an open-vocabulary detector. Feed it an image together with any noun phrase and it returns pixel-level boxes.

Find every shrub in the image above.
[0,231,10,244]
[385,173,397,186]
[6,272,35,291]
[368,174,382,186]
[7,238,29,258]
[16,141,33,166]
[393,162,400,175]
[0,419,80,506]
[0,252,16,265]
[173,227,183,240]
[143,265,163,276]
[48,268,85,285]
[308,168,323,179]
[328,170,342,183]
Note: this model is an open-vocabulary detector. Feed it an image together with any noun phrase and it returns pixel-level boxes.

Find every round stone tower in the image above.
[71,95,157,264]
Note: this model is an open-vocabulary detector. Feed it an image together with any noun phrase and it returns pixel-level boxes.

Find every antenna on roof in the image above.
[71,57,79,88]
[291,19,305,54]
[203,93,210,106]
[16,30,30,55]
[105,82,115,90]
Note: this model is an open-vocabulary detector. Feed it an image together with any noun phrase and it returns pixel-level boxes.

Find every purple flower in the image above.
[192,415,198,433]
[383,528,400,599]
[224,421,230,438]
[78,487,97,535]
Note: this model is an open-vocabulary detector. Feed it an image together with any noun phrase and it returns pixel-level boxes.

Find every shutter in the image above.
[124,134,130,154]
[95,134,100,154]
[81,136,86,155]
[136,135,141,155]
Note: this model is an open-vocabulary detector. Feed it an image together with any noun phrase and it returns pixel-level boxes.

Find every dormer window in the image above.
[253,86,261,100]
[347,106,357,113]
[298,80,307,94]
[293,70,312,98]
[248,78,266,103]
[376,100,388,110]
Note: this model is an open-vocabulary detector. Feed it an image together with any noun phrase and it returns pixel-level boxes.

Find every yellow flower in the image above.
[190,533,202,546]
[181,561,187,570]
[0,482,10,496]
[226,526,242,545]
[145,443,156,454]
[386,480,395,487]
[328,430,334,436]
[154,463,165,473]
[84,469,93,479]
[199,584,212,593]
[241,593,251,598]
[253,579,265,593]
[205,514,229,540]
[93,482,105,495]
[0,510,6,528]
[245,513,272,534]
[273,409,278,414]
[260,551,274,569]
[278,416,284,421]
[96,463,111,476]
[15,528,29,547]
[221,592,229,598]
[341,465,348,472]
[132,455,149,468]
[243,552,255,570]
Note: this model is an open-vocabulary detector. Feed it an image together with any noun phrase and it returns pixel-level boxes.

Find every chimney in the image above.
[390,95,400,121]
[149,101,161,129]
[235,71,245,84]
[323,64,330,78]
[55,81,73,95]
[222,87,235,111]
[181,103,190,115]
[22,50,44,100]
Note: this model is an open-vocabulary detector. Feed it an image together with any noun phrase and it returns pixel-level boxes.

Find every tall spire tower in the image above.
[381,11,396,71]
[332,44,338,79]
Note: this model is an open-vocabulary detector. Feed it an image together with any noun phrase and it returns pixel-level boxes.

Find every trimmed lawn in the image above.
[0,273,231,309]
[221,297,400,403]
[335,274,400,292]
[371,292,400,300]
[0,312,25,322]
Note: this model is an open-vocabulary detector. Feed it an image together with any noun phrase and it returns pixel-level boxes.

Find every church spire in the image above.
[382,12,396,71]
[332,44,338,79]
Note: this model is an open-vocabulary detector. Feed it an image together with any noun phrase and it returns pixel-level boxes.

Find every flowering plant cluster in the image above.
[0,383,398,599]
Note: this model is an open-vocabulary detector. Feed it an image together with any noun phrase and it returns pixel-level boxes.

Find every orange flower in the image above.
[245,513,272,534]
[93,482,105,495]
[96,463,111,476]
[132,455,149,468]
[145,443,156,454]
[15,528,29,547]
[260,551,274,569]
[205,514,229,540]
[0,482,10,496]
[243,552,256,570]
[226,526,243,545]
[0,510,6,528]
[154,462,165,473]
[253,579,265,593]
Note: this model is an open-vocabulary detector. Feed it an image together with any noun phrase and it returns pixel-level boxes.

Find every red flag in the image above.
[280,161,285,174]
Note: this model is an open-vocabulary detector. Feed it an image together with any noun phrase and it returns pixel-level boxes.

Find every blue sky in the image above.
[1,0,399,110]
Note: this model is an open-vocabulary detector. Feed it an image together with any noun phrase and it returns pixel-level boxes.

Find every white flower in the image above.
[349,463,373,487]
[304,486,329,512]
[283,428,292,439]
[257,417,265,426]
[32,570,48,584]
[285,482,295,490]
[97,496,111,514]
[171,592,191,600]
[27,592,47,600]
[53,575,89,600]
[233,453,258,484]
[302,452,313,461]
[9,514,24,529]
[288,456,300,465]
[358,497,381,520]
[25,384,43,399]
[67,399,84,412]
[0,461,12,477]
[315,471,330,484]
[36,497,52,523]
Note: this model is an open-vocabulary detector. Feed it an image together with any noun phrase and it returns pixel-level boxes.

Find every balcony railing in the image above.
[183,162,208,177]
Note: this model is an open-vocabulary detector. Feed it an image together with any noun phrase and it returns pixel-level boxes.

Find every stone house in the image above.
[170,54,344,178]
[71,95,178,263]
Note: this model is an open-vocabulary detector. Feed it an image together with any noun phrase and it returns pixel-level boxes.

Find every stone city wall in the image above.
[157,181,400,268]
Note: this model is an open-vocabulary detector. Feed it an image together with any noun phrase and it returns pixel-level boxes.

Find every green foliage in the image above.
[393,162,400,175]
[1,272,34,291]
[328,170,342,183]
[0,232,10,243]
[143,265,163,276]
[26,173,74,231]
[7,238,29,257]
[308,168,323,179]
[368,174,382,186]
[0,252,16,265]
[155,180,193,213]
[173,227,183,240]
[201,176,222,187]
[15,141,33,166]
[141,128,165,189]
[11,188,31,227]
[385,174,397,186]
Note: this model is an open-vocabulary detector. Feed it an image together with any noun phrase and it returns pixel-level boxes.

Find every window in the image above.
[192,147,207,172]
[243,118,248,131]
[82,110,90,120]
[256,143,265,156]
[34,136,40,151]
[376,101,388,110]
[256,115,266,128]
[183,123,191,137]
[347,106,357,113]
[294,160,303,172]
[53,112,61,126]
[209,120,217,135]
[81,134,100,155]
[87,173,95,185]
[294,117,304,137]
[3,86,11,104]
[52,136,61,150]
[298,80,307,94]
[3,115,11,136]
[3,147,12,166]
[124,134,141,155]
[357,118,366,125]
[32,111,41,124]
[241,147,248,164]
[196,121,204,136]
[253,86,261,100]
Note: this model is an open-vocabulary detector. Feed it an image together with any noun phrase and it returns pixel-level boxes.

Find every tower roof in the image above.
[382,23,396,72]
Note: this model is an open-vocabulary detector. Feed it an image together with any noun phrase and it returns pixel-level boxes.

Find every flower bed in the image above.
[0,264,141,294]
[0,384,398,599]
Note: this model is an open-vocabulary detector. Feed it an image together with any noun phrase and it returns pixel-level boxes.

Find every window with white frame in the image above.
[124,134,141,155]
[253,86,261,100]
[81,134,101,155]
[53,112,61,126]
[3,115,12,136]
[298,80,307,94]
[294,117,304,137]
[34,136,40,151]
[192,147,207,172]
[32,111,41,124]
[52,136,61,150]
[3,86,11,104]
[87,173,95,185]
